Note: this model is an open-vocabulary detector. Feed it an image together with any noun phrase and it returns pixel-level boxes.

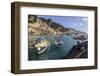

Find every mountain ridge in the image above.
[28,15,86,35]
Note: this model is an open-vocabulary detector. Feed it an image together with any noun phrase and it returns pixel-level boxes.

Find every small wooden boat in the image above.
[34,37,50,54]
[55,35,63,48]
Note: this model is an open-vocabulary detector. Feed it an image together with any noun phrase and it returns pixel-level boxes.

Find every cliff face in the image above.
[28,15,54,35]
[28,15,84,35]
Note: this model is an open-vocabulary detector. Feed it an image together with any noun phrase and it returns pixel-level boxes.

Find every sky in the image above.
[37,15,88,33]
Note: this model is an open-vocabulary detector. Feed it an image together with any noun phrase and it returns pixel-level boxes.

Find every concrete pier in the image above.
[61,41,88,59]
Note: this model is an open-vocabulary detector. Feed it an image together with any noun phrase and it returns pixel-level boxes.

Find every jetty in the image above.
[61,41,88,59]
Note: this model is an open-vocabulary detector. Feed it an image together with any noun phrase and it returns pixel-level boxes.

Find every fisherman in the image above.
[77,41,80,45]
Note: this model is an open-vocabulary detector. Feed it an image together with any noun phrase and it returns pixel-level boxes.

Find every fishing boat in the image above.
[34,37,50,54]
[55,35,63,48]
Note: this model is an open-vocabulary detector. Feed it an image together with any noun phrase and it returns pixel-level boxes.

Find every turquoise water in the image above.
[28,35,78,60]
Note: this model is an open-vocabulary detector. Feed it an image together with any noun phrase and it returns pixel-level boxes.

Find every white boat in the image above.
[72,33,87,40]
[34,37,50,54]
[55,35,63,48]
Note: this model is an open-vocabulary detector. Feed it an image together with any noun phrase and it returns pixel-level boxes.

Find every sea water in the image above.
[28,35,79,60]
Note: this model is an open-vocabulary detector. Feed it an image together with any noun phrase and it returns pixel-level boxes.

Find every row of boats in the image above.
[72,33,87,40]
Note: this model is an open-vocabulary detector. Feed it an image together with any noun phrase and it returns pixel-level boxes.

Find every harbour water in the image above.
[28,35,81,60]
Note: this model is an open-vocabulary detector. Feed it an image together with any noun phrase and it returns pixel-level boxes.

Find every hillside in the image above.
[28,15,84,35]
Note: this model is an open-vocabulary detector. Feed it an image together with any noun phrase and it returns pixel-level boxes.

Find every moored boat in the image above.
[55,35,63,48]
[72,33,87,40]
[34,37,50,54]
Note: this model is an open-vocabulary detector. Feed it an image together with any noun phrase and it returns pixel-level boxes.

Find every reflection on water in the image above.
[28,35,81,60]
